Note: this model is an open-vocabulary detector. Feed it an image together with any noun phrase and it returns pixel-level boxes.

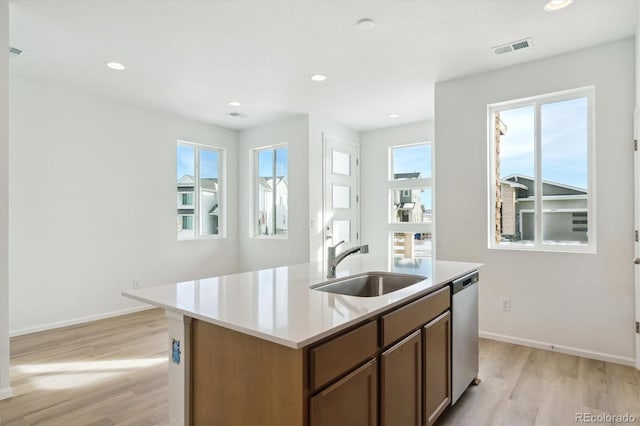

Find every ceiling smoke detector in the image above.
[491,38,533,55]
[228,111,248,118]
[356,18,375,31]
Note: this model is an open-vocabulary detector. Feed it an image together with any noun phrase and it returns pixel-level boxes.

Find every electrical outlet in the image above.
[500,297,511,311]
[133,279,141,289]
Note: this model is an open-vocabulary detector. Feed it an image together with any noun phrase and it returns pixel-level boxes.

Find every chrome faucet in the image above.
[327,241,369,278]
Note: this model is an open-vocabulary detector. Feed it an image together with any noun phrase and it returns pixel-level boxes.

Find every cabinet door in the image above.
[423,310,451,426]
[310,359,377,426]
[381,330,422,426]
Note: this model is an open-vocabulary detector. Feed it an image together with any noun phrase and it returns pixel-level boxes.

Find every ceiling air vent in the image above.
[492,38,533,55]
[228,111,248,118]
[9,46,22,57]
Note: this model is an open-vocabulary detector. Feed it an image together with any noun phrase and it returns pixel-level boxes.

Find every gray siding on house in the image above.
[501,174,588,242]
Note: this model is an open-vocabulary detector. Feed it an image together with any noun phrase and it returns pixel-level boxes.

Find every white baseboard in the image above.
[0,386,13,400]
[9,305,154,337]
[480,331,636,367]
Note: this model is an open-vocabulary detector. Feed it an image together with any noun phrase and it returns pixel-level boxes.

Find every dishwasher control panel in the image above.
[452,271,479,293]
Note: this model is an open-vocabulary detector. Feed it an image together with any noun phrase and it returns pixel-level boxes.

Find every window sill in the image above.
[251,235,288,240]
[489,242,596,254]
[177,235,225,241]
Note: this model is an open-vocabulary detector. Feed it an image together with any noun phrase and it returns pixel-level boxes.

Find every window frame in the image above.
[487,86,596,253]
[386,142,433,260]
[177,140,225,241]
[252,143,288,239]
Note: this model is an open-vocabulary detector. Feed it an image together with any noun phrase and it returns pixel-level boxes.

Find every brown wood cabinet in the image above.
[380,330,422,426]
[381,286,449,347]
[190,284,455,426]
[423,311,452,426]
[310,359,378,426]
[310,319,378,391]
[190,320,306,426]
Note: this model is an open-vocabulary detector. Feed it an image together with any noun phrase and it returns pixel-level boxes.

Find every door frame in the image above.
[322,134,360,267]
[634,107,640,370]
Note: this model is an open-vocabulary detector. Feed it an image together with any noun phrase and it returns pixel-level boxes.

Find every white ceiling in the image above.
[8,0,638,131]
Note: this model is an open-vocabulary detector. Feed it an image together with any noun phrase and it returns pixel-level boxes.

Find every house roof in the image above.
[393,172,421,180]
[177,175,218,191]
[502,174,587,195]
[177,175,195,186]
[259,176,288,190]
[397,202,416,211]
[201,178,218,191]
[500,179,528,190]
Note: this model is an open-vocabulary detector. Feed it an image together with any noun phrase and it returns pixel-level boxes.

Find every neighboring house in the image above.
[257,176,288,235]
[177,174,219,237]
[392,173,424,223]
[500,174,588,242]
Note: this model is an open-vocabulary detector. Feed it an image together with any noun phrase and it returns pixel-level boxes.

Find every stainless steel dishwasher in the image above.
[451,271,479,405]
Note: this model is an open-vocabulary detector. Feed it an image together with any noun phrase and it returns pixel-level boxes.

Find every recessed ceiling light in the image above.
[544,0,573,12]
[356,18,375,31]
[310,74,327,82]
[388,113,400,119]
[106,62,126,71]
[228,101,242,107]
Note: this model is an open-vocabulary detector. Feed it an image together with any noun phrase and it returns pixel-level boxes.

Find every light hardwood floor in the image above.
[438,339,640,425]
[1,309,639,425]
[0,309,169,425]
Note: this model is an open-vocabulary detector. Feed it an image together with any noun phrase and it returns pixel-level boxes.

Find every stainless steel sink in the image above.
[311,272,426,297]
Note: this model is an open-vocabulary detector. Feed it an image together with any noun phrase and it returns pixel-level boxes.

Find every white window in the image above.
[254,144,288,238]
[387,143,432,260]
[178,192,194,207]
[181,215,194,230]
[488,87,595,252]
[177,141,224,240]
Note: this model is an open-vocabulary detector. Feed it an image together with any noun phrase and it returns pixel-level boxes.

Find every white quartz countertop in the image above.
[123,256,482,348]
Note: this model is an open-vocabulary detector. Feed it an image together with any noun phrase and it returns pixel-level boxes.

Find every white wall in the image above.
[360,121,433,257]
[237,116,310,271]
[308,117,359,264]
[435,39,636,363]
[9,75,239,335]
[0,0,11,400]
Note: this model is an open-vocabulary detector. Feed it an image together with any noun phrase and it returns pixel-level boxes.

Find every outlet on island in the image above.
[500,297,511,311]
[133,279,141,289]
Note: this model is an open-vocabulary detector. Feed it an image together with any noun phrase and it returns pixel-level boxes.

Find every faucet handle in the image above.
[330,240,345,250]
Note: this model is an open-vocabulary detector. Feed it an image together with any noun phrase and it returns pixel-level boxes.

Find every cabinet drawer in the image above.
[310,358,378,426]
[381,286,450,347]
[310,320,378,391]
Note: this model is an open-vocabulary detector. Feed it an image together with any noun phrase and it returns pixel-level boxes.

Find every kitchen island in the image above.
[123,256,482,426]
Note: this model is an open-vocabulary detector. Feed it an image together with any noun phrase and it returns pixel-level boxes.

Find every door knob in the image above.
[634,258,640,265]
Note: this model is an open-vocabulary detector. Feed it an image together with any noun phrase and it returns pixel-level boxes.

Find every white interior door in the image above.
[323,136,360,265]
[634,107,640,370]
